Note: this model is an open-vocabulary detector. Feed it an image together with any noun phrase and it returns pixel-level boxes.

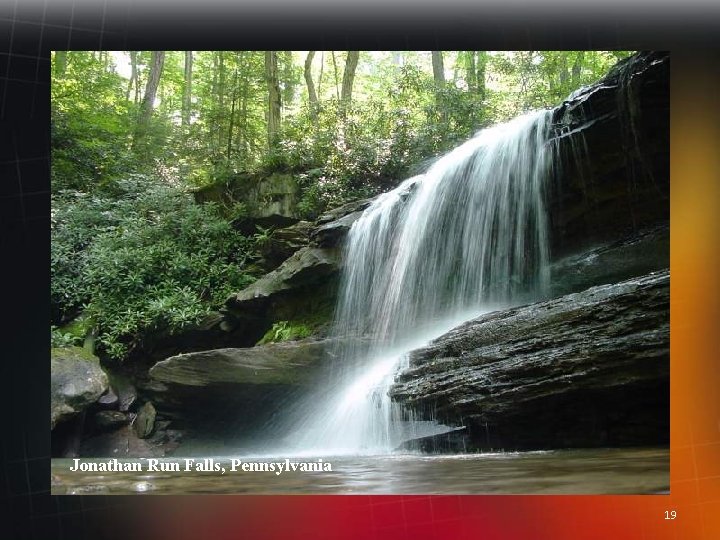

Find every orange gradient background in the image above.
[84,52,720,540]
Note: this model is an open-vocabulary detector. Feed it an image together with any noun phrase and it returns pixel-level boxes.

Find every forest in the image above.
[51,50,632,362]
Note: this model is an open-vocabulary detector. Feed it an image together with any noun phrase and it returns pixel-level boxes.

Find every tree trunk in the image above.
[134,51,165,145]
[304,51,318,120]
[476,51,487,100]
[571,51,585,87]
[127,51,138,103]
[265,51,282,151]
[218,52,226,152]
[466,52,477,93]
[318,51,325,99]
[182,51,193,127]
[340,51,360,108]
[331,51,340,101]
[431,51,445,89]
[281,51,295,107]
[239,53,249,162]
[227,53,241,161]
[431,51,447,123]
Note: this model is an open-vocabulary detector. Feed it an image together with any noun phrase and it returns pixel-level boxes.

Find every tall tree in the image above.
[134,51,165,145]
[431,51,445,89]
[265,51,282,150]
[304,51,318,120]
[431,51,447,123]
[182,51,193,127]
[227,55,240,161]
[476,51,488,101]
[331,51,340,101]
[126,51,139,103]
[340,51,360,108]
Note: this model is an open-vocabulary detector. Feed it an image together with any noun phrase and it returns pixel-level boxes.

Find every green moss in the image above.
[59,314,93,340]
[51,346,99,363]
[256,321,313,345]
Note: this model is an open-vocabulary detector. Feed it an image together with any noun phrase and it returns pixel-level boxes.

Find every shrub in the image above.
[51,174,256,361]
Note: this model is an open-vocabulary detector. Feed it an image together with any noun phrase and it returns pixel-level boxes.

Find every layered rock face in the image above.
[547,51,669,257]
[391,271,669,450]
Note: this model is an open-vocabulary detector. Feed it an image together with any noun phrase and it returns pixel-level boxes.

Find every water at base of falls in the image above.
[280,110,555,456]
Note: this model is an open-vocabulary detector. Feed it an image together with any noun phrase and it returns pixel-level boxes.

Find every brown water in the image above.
[51,447,668,495]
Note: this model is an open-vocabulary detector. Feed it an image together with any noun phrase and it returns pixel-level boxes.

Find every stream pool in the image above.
[51,447,668,495]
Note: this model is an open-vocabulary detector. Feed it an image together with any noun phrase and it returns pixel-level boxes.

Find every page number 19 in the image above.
[665,510,677,520]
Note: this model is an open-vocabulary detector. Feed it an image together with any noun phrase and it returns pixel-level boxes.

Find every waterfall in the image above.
[285,110,555,456]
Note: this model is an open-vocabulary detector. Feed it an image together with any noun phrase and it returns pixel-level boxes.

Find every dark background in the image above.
[2,2,719,539]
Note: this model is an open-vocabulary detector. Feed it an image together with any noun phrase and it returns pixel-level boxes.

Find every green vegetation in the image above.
[51,50,632,362]
[257,321,313,345]
[51,176,255,360]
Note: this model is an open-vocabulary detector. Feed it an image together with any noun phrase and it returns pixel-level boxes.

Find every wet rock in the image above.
[145,338,361,443]
[316,197,373,225]
[149,338,340,387]
[311,211,365,248]
[399,427,469,453]
[223,247,340,334]
[134,402,157,439]
[259,220,313,268]
[549,224,669,297]
[97,387,118,408]
[548,51,669,257]
[391,271,669,450]
[227,247,339,310]
[51,347,109,429]
[80,425,161,458]
[94,411,128,431]
[110,372,137,412]
[131,310,268,363]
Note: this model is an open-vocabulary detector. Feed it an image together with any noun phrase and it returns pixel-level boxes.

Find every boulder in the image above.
[391,270,669,450]
[51,347,109,429]
[145,338,351,443]
[109,372,137,412]
[194,171,301,234]
[97,387,118,408]
[259,220,313,268]
[315,197,373,225]
[222,247,340,336]
[80,425,161,458]
[133,402,157,439]
[311,210,365,248]
[149,338,339,387]
[226,247,339,312]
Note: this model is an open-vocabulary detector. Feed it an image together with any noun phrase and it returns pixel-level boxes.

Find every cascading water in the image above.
[284,110,555,456]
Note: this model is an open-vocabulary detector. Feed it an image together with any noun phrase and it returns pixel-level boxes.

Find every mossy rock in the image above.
[51,347,109,429]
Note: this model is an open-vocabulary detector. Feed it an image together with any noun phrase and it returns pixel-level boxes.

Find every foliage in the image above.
[257,321,313,345]
[51,175,256,360]
[51,326,83,348]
